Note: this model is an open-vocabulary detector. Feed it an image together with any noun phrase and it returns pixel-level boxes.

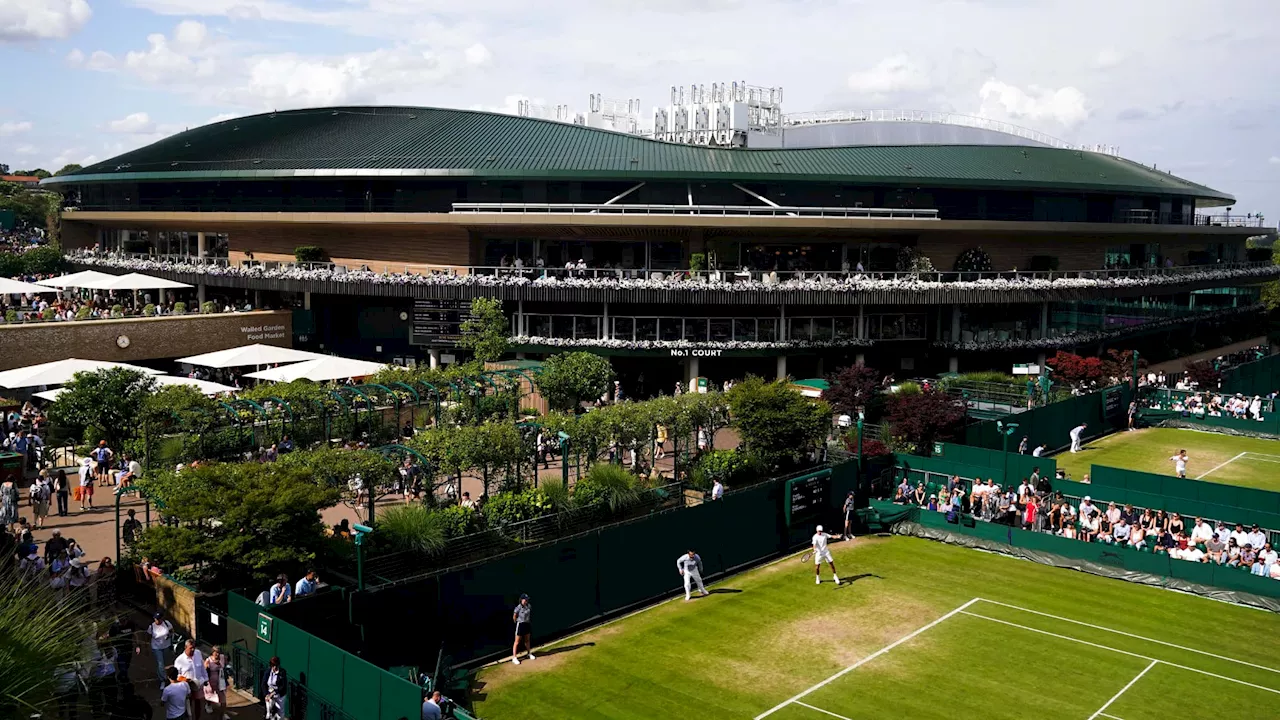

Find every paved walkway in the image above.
[1146,335,1268,374]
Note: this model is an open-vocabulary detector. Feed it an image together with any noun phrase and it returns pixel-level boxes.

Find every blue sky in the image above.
[1,0,1277,220]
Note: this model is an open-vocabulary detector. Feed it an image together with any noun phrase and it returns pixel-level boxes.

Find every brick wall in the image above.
[0,310,292,371]
[228,225,472,268]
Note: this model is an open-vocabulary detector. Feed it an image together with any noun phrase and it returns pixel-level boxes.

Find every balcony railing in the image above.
[450,202,941,219]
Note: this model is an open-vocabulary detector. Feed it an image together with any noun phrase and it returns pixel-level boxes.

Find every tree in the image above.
[886,387,967,455]
[13,169,51,179]
[1046,350,1104,387]
[54,163,83,176]
[536,351,614,412]
[1100,349,1144,384]
[134,462,341,589]
[726,376,830,469]
[1184,358,1222,389]
[19,246,64,275]
[0,568,94,717]
[823,363,882,417]
[457,296,510,363]
[48,368,157,450]
[0,162,8,174]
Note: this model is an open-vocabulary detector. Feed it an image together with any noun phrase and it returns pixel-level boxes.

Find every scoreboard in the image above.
[785,469,832,527]
[410,299,472,347]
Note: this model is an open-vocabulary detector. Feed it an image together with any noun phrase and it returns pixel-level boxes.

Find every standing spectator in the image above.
[1032,443,1047,457]
[94,441,115,486]
[44,528,68,561]
[1017,436,1028,455]
[53,468,70,516]
[1069,422,1087,453]
[1021,495,1038,531]
[148,612,175,688]
[123,508,143,546]
[511,594,535,665]
[161,666,192,720]
[842,491,855,536]
[0,475,18,529]
[295,570,319,598]
[173,640,209,720]
[1127,401,1138,431]
[711,478,724,501]
[79,461,95,511]
[204,646,228,720]
[460,492,476,510]
[29,472,50,528]
[264,657,287,720]
[422,690,443,720]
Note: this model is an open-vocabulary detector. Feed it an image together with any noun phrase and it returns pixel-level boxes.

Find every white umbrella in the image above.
[34,375,238,401]
[178,344,326,369]
[0,277,58,295]
[34,270,117,288]
[244,356,387,383]
[0,358,164,389]
[77,272,193,290]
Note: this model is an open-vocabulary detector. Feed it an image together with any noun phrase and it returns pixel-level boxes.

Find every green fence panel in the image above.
[342,654,384,720]
[379,671,424,720]
[275,621,310,691]
[1166,557,1219,585]
[306,636,347,706]
[1123,548,1172,577]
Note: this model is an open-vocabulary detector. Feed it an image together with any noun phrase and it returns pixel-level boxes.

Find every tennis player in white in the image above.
[1169,449,1189,479]
[1069,422,1087,453]
[812,525,843,585]
[676,550,709,601]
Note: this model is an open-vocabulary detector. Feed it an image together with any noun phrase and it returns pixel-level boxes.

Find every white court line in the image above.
[1088,659,1157,720]
[753,597,980,719]
[1099,715,1126,720]
[975,598,1280,676]
[794,701,854,720]
[1241,453,1280,464]
[962,611,1280,697]
[1197,452,1246,479]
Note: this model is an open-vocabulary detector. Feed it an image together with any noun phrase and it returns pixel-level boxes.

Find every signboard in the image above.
[256,612,274,643]
[784,469,832,527]
[932,442,944,456]
[1012,364,1041,375]
[1103,386,1125,421]
[410,299,472,347]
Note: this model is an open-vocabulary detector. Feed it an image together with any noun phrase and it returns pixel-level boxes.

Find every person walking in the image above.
[53,468,70,516]
[79,461,95,511]
[148,612,175,688]
[511,594,535,665]
[843,491,856,537]
[264,657,287,720]
[676,549,709,601]
[161,666,193,720]
[1,475,19,530]
[1069,422,1087,453]
[204,646,228,720]
[30,473,51,528]
[174,640,209,720]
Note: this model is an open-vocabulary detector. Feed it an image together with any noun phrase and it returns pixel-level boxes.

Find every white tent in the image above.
[0,358,165,389]
[34,375,238,401]
[76,272,193,290]
[0,277,58,295]
[177,344,326,369]
[34,270,117,288]
[244,356,387,383]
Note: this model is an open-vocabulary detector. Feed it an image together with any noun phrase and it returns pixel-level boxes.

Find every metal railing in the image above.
[783,108,1095,152]
[451,202,941,219]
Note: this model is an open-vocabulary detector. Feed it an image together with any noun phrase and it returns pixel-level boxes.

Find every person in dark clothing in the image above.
[53,469,70,516]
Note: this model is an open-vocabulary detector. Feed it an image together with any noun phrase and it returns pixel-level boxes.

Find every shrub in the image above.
[539,478,573,514]
[377,504,447,555]
[0,252,22,277]
[173,301,187,314]
[40,308,55,320]
[294,246,328,263]
[3,309,14,323]
[74,306,91,320]
[433,505,479,539]
[484,487,555,528]
[895,246,935,272]
[110,304,123,317]
[689,449,760,491]
[953,247,993,272]
[1028,255,1059,271]
[519,406,541,418]
[200,301,216,314]
[573,463,641,512]
[142,303,156,316]
[19,246,65,275]
[842,434,891,458]
[893,381,921,396]
[689,252,707,272]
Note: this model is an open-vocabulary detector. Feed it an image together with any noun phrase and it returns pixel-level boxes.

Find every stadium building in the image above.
[44,86,1278,394]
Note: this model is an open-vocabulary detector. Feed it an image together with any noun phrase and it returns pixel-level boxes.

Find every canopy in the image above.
[77,272,193,290]
[33,375,238,401]
[0,277,58,295]
[177,344,325,369]
[34,270,116,288]
[0,358,165,389]
[244,356,387,383]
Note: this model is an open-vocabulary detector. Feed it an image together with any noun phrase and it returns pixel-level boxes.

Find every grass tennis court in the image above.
[471,537,1280,719]
[1053,427,1280,492]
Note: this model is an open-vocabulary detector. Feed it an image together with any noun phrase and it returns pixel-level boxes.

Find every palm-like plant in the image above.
[377,504,448,555]
[573,463,642,513]
[0,568,96,717]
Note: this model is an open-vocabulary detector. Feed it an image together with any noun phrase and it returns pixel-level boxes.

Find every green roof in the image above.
[790,379,830,390]
[45,106,1232,202]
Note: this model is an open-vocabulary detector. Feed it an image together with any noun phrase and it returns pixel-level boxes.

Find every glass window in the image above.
[835,317,857,340]
[552,315,573,339]
[904,315,924,340]
[758,318,778,342]
[812,318,834,341]
[637,317,658,341]
[659,318,681,341]
[710,319,732,342]
[733,319,757,342]
[612,317,634,341]
[575,316,599,339]
[649,242,684,269]
[528,315,551,337]
[683,318,707,342]
[788,318,812,342]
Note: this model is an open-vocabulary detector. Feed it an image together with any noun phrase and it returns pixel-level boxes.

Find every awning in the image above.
[33,375,238,401]
[243,356,387,383]
[0,358,165,389]
[177,344,325,369]
[76,272,193,290]
[34,270,117,288]
[0,277,59,295]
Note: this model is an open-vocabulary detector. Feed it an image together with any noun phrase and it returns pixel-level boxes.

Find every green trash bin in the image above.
[0,451,23,481]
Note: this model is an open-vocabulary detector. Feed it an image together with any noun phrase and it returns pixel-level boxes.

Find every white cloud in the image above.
[0,120,32,135]
[49,148,98,168]
[85,50,116,71]
[123,21,219,83]
[13,143,37,155]
[977,79,1091,129]
[108,112,157,133]
[847,54,934,97]
[464,42,491,66]
[0,0,91,42]
[222,47,459,108]
[1270,156,1280,165]
[1092,49,1124,70]
[65,47,84,65]
[206,112,241,124]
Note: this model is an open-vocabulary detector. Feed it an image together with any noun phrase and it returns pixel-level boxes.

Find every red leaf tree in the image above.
[1101,349,1146,383]
[823,363,883,417]
[1184,358,1222,389]
[886,387,968,454]
[1047,351,1104,386]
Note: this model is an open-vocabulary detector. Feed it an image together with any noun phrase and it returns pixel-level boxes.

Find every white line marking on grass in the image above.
[961,611,1280,697]
[1099,714,1126,720]
[1241,452,1280,464]
[1197,452,1247,479]
[753,597,980,720]
[975,598,1280,676]
[794,702,855,720]
[1088,659,1157,720]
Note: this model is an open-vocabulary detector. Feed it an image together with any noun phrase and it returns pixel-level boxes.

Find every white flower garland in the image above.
[509,335,874,350]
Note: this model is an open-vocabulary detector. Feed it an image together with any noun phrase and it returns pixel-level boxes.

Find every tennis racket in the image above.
[800,549,814,563]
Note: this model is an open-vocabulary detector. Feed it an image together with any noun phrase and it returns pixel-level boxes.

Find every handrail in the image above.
[451,202,940,219]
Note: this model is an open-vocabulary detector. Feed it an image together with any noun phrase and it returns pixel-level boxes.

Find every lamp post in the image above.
[353,523,373,591]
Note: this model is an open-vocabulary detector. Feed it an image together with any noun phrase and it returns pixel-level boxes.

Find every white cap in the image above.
[816,525,824,532]
[1084,496,1091,501]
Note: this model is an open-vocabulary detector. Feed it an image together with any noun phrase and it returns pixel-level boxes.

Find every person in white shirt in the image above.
[676,550,709,601]
[1078,497,1097,520]
[1032,444,1046,458]
[161,667,192,719]
[1189,518,1214,545]
[1182,545,1207,563]
[1246,525,1267,551]
[1168,450,1189,479]
[1230,524,1250,548]
[1105,502,1121,526]
[711,479,724,501]
[148,613,174,688]
[1069,423,1087,453]
[811,525,843,585]
[173,640,208,720]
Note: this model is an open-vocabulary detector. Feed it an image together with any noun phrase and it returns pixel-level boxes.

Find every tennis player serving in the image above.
[810,525,842,585]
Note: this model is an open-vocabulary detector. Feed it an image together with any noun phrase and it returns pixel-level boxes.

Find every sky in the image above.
[0,0,1276,219]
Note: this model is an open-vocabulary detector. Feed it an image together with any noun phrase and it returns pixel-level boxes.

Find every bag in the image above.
[73,487,83,501]
[203,683,220,703]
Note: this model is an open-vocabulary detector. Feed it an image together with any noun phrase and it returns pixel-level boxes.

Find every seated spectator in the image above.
[1260,542,1278,570]
[1127,524,1145,549]
[1061,521,1077,540]
[1105,502,1121,526]
[1182,542,1207,563]
[1213,521,1231,544]
[1079,512,1099,542]
[912,483,926,506]
[1168,513,1185,537]
[1206,533,1227,564]
[1226,540,1242,567]
[1169,533,1190,560]
[1230,523,1250,548]
[1111,518,1130,546]
[1189,517,1214,545]
[1096,517,1113,545]
[1078,496,1098,521]
[1240,544,1258,570]
[1154,530,1176,554]
[1247,524,1267,551]
[926,494,938,512]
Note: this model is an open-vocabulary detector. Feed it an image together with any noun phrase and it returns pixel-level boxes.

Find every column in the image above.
[855,352,865,366]
[197,284,206,305]
[303,291,312,310]
[253,290,262,308]
[601,301,609,340]
[429,349,441,369]
[776,355,787,380]
[196,231,207,259]
[949,305,961,374]
[949,356,959,373]
[1039,302,1049,339]
[685,356,700,385]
